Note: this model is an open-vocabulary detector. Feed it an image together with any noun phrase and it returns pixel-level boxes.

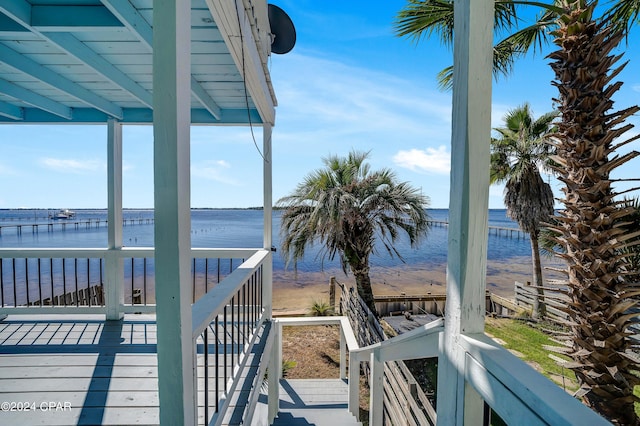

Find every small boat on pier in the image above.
[50,209,76,220]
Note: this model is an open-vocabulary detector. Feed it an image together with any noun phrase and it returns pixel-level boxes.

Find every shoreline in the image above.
[272,256,565,315]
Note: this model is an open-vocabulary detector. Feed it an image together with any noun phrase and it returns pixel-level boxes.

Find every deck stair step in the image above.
[271,379,361,426]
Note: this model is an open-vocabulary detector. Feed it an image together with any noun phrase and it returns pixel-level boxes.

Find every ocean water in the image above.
[0,208,529,273]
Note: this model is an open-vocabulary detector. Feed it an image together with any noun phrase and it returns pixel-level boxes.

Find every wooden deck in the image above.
[0,315,363,426]
[0,314,160,425]
[0,314,233,426]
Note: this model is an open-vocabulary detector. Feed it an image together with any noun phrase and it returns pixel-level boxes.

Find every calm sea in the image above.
[0,209,529,273]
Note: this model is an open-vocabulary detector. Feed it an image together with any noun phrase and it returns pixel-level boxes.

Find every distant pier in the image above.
[426,220,526,239]
[0,218,154,236]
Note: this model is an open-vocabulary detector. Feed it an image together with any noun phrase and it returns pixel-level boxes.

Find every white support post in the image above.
[268,319,280,423]
[436,0,493,425]
[263,123,273,250]
[276,320,283,379]
[263,123,273,320]
[152,0,194,424]
[348,355,360,420]
[339,328,347,380]
[369,349,384,425]
[106,118,123,321]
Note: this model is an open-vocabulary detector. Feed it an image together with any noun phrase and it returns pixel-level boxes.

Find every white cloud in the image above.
[192,160,240,185]
[39,157,104,174]
[214,160,231,168]
[392,146,450,174]
[271,52,452,145]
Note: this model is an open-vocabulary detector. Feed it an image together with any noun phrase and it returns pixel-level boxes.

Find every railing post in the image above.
[106,118,123,321]
[339,326,346,379]
[276,320,283,378]
[330,276,336,311]
[263,251,273,320]
[268,320,280,423]
[369,348,384,425]
[104,250,123,320]
[348,353,360,420]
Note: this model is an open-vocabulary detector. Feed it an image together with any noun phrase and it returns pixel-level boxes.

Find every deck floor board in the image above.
[0,314,231,426]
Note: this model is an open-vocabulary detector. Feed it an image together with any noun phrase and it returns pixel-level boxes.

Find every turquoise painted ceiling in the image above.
[0,0,265,124]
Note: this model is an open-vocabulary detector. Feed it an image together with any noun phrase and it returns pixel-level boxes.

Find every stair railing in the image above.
[348,318,443,424]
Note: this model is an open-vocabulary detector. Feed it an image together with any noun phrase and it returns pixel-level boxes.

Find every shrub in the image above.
[308,300,333,316]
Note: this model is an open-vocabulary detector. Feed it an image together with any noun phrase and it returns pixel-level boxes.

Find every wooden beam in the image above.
[0,0,30,26]
[204,0,275,124]
[2,2,152,110]
[0,100,23,120]
[31,5,123,31]
[0,13,28,33]
[0,78,72,119]
[0,106,263,124]
[0,43,123,119]
[102,0,223,120]
[43,32,153,107]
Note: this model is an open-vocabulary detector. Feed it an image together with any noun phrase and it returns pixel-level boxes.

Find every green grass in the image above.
[485,317,578,392]
[487,317,640,421]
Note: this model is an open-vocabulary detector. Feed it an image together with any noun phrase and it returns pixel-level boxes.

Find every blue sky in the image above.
[1,1,640,209]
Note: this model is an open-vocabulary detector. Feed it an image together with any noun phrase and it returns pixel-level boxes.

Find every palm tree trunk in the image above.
[548,2,640,422]
[350,261,378,317]
[530,231,546,319]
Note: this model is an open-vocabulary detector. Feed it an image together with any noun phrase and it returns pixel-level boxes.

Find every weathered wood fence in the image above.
[373,293,493,317]
[27,284,104,306]
[514,281,569,323]
[338,282,437,426]
[498,282,639,350]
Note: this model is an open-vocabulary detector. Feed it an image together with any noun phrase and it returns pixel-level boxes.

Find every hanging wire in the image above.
[234,0,269,163]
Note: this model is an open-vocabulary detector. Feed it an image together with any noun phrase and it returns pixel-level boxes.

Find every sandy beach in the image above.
[272,255,565,315]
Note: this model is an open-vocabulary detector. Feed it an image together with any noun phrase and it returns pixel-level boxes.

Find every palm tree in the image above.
[395,0,559,90]
[278,150,430,316]
[396,1,640,423]
[491,103,557,319]
[544,3,640,422]
[394,0,640,90]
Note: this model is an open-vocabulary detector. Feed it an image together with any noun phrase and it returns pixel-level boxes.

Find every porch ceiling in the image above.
[0,0,276,125]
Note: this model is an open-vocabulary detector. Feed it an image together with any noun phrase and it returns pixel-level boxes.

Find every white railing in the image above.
[271,316,360,424]
[349,318,611,426]
[191,249,271,425]
[349,318,443,423]
[0,247,259,317]
[0,247,272,425]
[460,333,610,425]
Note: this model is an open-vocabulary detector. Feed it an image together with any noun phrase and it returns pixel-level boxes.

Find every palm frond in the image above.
[604,0,640,34]
[394,0,455,45]
[399,0,560,90]
[277,150,430,277]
